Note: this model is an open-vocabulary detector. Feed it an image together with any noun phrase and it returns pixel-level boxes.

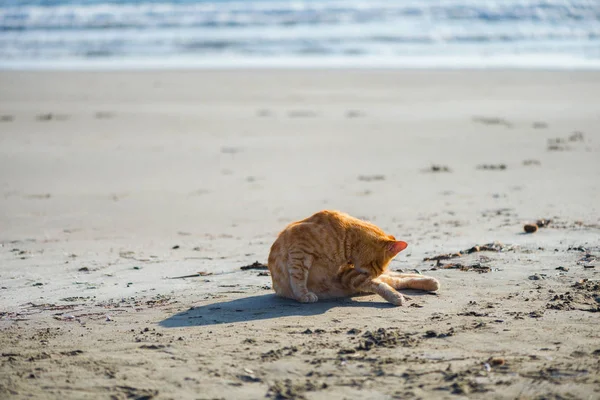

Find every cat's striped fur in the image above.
[267,210,440,306]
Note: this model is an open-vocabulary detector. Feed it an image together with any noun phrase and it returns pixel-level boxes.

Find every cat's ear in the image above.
[387,240,408,256]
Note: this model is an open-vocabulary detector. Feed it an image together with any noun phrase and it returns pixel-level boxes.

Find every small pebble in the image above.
[467,245,480,254]
[524,224,538,233]
[490,357,505,366]
[535,219,551,228]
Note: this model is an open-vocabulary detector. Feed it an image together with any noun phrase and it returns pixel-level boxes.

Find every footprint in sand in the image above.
[25,193,51,199]
[189,189,210,196]
[472,116,512,128]
[424,165,452,173]
[95,111,114,119]
[36,113,69,121]
[256,109,272,117]
[110,193,130,202]
[568,131,584,142]
[346,110,365,118]
[547,131,584,151]
[547,138,569,151]
[288,110,318,118]
[221,146,243,154]
[358,174,385,182]
[476,164,507,170]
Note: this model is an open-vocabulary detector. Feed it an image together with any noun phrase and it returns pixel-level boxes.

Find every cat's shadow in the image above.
[159,292,429,328]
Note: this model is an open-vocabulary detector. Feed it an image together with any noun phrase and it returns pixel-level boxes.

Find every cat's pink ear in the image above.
[388,240,408,256]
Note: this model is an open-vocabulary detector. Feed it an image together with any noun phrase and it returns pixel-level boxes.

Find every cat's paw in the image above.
[390,293,406,306]
[298,292,318,303]
[424,278,440,292]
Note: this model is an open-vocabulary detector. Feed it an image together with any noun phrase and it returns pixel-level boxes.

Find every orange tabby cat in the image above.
[267,210,440,306]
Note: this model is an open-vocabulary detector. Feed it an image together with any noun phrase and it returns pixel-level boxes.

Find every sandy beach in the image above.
[0,70,599,399]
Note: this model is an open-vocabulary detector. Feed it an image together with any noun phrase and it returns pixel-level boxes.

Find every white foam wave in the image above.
[1,0,599,69]
[1,0,598,30]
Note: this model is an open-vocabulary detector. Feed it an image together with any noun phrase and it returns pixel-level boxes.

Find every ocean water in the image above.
[1,0,599,69]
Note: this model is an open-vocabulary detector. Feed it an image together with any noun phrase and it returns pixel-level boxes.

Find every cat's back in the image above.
[282,210,349,237]
[269,210,349,254]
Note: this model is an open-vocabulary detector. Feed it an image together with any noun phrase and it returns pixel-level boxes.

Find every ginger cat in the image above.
[267,210,440,306]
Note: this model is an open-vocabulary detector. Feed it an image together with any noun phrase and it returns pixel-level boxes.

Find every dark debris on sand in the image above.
[357,328,419,351]
[424,242,512,262]
[358,174,385,182]
[523,159,541,166]
[261,346,298,361]
[546,279,600,313]
[523,218,552,234]
[477,164,506,170]
[436,263,492,273]
[547,132,585,151]
[267,379,327,400]
[430,164,451,172]
[472,116,512,128]
[241,261,269,271]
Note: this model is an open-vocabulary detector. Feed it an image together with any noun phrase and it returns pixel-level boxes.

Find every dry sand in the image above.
[0,70,599,399]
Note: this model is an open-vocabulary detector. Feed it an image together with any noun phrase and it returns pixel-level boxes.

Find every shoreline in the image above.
[3,66,600,71]
[2,55,600,72]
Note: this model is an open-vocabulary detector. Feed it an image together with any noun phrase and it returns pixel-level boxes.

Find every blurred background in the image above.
[1,0,599,69]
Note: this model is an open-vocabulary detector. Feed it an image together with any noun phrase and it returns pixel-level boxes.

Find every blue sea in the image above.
[1,0,599,69]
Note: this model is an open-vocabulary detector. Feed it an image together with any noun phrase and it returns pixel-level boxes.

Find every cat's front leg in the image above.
[379,272,440,292]
[349,276,405,306]
[337,266,403,305]
[288,256,318,303]
[365,279,406,306]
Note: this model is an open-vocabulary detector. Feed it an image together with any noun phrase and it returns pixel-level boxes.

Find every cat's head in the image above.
[378,237,408,272]
[354,233,408,274]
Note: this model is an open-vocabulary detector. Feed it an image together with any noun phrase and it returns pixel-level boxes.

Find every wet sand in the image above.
[0,70,599,399]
